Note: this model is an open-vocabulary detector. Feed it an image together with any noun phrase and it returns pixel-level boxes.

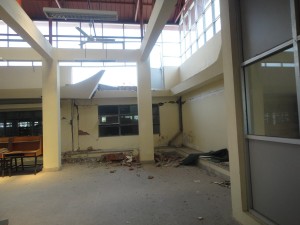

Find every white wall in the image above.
[0,66,72,89]
[179,32,222,82]
[0,67,42,89]
[182,79,227,152]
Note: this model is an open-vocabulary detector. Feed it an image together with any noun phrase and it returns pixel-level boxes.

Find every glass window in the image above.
[125,41,141,49]
[163,43,180,57]
[163,57,181,67]
[0,110,42,137]
[162,26,180,43]
[58,21,80,36]
[34,21,49,35]
[124,24,141,37]
[98,104,160,137]
[215,18,221,33]
[214,0,220,19]
[103,23,123,37]
[196,0,204,18]
[245,47,299,138]
[204,5,213,28]
[197,17,204,37]
[206,26,214,41]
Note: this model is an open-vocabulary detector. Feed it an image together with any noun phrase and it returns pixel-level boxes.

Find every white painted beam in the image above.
[140,0,177,61]
[0,0,53,61]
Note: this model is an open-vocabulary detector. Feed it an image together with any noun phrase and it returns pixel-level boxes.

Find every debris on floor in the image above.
[197,216,204,221]
[180,153,201,165]
[213,180,231,188]
[154,150,182,167]
[103,153,126,162]
[180,148,229,166]
[148,175,154,179]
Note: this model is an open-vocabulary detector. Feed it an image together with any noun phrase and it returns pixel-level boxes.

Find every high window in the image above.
[98,104,160,137]
[179,0,221,63]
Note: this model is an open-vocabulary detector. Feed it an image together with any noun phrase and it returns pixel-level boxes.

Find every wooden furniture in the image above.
[0,136,43,176]
[0,137,11,177]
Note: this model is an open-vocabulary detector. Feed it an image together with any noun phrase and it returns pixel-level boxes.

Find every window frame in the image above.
[98,104,160,137]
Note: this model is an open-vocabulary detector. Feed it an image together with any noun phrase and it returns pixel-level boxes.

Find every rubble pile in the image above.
[154,150,183,167]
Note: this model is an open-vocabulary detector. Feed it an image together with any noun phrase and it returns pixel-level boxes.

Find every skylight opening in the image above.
[72,65,137,87]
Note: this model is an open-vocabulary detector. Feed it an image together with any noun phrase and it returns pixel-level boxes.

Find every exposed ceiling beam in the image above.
[139,0,177,61]
[55,0,61,8]
[0,0,53,61]
[134,0,140,22]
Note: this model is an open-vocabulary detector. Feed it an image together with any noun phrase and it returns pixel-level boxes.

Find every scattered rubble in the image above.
[213,180,231,188]
[154,151,182,167]
[148,175,154,179]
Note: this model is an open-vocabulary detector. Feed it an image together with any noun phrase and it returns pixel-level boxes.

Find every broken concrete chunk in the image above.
[104,153,125,162]
[213,180,231,188]
[148,175,154,179]
[197,216,204,220]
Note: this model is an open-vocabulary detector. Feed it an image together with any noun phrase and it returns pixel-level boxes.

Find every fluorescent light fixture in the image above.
[43,7,118,21]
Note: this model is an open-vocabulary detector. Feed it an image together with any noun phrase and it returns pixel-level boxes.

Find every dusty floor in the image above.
[0,163,239,225]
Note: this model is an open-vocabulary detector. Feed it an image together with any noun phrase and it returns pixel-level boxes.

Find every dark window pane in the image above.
[99,104,159,136]
[121,125,138,135]
[152,104,159,114]
[120,115,138,124]
[99,126,119,136]
[0,110,42,137]
[153,115,160,125]
[6,112,18,119]
[100,115,119,125]
[120,105,138,114]
[0,121,4,137]
[99,106,118,115]
[153,124,160,134]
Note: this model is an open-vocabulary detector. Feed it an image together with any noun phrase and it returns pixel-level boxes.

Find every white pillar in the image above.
[221,0,260,224]
[42,58,61,171]
[137,58,154,162]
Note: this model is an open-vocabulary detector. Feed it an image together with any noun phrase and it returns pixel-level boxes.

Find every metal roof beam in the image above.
[139,0,177,61]
[0,0,53,61]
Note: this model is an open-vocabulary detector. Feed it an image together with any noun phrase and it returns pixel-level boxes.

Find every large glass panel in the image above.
[213,0,220,19]
[119,105,137,115]
[58,21,80,36]
[163,43,180,56]
[34,21,49,35]
[197,17,204,37]
[245,47,299,138]
[124,24,141,37]
[162,25,180,43]
[204,5,213,28]
[103,23,123,37]
[120,125,138,135]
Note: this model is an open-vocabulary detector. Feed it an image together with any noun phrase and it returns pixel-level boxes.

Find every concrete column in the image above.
[42,57,61,171]
[221,0,260,225]
[137,58,154,162]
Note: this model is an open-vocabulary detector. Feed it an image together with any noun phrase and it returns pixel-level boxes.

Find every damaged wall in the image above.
[182,79,227,152]
[60,96,179,152]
